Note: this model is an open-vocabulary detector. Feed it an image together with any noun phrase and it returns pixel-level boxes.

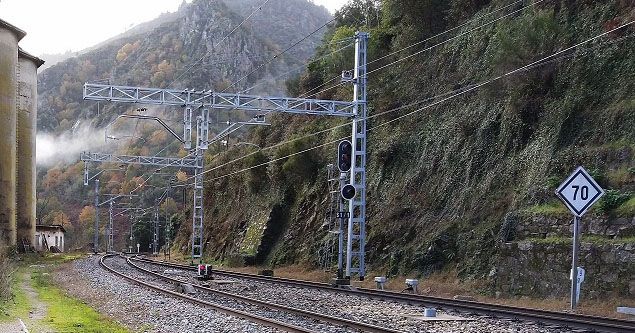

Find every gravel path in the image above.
[57,255,283,333]
[133,258,579,333]
[0,319,27,333]
[21,271,53,333]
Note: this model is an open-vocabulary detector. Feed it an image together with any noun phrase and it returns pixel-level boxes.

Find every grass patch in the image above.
[526,235,635,245]
[20,253,86,265]
[31,269,129,333]
[616,197,635,216]
[523,202,569,216]
[527,236,571,245]
[0,270,30,323]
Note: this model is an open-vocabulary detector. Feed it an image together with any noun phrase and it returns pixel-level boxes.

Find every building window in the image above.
[35,235,40,246]
[55,236,58,247]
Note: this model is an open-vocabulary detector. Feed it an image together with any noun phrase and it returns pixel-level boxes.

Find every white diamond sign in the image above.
[555,166,605,217]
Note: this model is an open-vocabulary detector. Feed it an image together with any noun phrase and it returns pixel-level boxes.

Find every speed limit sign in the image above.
[555,166,605,217]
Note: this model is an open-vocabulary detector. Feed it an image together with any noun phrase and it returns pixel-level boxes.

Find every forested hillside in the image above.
[35,0,331,249]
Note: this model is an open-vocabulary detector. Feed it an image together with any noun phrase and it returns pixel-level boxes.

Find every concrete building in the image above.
[35,225,66,252]
[16,48,44,249]
[0,18,43,250]
[0,18,25,248]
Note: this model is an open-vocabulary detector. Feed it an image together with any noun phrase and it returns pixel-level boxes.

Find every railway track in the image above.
[133,256,635,333]
[101,254,403,333]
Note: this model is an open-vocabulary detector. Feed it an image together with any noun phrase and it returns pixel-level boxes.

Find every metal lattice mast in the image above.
[346,32,369,280]
[165,187,172,258]
[81,31,367,264]
[153,204,159,255]
[93,179,100,253]
[191,108,209,260]
[107,200,114,252]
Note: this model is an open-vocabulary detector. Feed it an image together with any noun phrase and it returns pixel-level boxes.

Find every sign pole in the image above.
[570,215,580,310]
[555,166,604,311]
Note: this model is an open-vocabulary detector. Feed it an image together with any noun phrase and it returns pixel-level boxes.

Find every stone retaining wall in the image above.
[493,241,635,298]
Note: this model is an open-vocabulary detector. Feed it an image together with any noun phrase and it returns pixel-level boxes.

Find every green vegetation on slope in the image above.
[194,0,635,280]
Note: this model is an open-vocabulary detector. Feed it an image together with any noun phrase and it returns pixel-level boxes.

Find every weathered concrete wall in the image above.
[0,27,19,247]
[16,54,39,246]
[493,241,635,299]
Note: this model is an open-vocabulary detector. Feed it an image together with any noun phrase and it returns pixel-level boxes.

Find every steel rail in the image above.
[127,256,403,333]
[135,257,635,333]
[99,254,314,333]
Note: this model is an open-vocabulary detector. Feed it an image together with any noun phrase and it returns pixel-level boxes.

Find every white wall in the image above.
[35,229,64,252]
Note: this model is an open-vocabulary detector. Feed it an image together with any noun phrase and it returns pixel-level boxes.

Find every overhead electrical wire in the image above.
[179,0,550,181]
[155,5,342,172]
[239,42,354,94]
[184,19,634,184]
[221,16,338,93]
[168,0,273,88]
[298,0,544,99]
[201,41,356,152]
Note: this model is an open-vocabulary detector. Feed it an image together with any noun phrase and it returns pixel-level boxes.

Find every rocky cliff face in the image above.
[37,0,331,133]
[221,0,331,62]
[193,0,634,298]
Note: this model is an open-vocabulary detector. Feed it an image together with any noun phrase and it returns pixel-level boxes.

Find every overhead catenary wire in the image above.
[298,0,546,99]
[179,0,551,181]
[201,42,356,152]
[221,16,338,93]
[186,20,634,185]
[167,0,273,88]
[239,42,354,94]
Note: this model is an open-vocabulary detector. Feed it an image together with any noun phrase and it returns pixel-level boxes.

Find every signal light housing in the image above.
[341,184,356,200]
[338,140,352,172]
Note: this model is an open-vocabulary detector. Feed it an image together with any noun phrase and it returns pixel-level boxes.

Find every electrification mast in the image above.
[81,32,369,276]
[346,32,368,279]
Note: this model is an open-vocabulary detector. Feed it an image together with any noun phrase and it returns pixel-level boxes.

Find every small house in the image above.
[35,224,66,252]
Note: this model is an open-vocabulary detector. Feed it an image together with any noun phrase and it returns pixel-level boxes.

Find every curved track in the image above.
[134,256,635,333]
[103,254,403,333]
[100,254,311,333]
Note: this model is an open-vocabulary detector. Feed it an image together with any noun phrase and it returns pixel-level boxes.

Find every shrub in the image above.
[597,190,632,214]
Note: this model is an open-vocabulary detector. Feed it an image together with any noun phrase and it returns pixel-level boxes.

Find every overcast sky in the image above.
[0,0,348,56]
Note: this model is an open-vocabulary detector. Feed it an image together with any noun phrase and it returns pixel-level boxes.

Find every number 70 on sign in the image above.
[555,166,605,217]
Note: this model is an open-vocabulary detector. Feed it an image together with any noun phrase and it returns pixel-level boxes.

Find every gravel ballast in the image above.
[57,255,282,333]
[130,258,580,333]
[50,255,590,333]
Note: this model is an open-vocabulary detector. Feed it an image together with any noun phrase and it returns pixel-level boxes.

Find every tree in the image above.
[160,198,178,215]
[78,206,96,226]
[52,211,71,227]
